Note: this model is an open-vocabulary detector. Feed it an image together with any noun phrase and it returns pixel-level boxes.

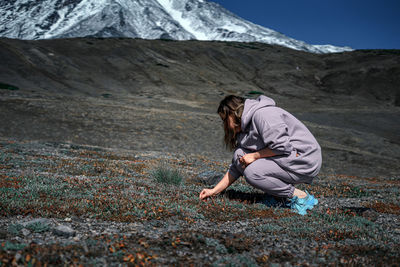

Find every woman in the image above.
[199,95,322,215]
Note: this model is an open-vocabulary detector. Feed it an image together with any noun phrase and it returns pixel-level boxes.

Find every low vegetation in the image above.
[0,140,399,265]
[151,162,183,186]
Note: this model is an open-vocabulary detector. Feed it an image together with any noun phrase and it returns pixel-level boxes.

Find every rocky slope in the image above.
[0,38,397,104]
[0,38,399,178]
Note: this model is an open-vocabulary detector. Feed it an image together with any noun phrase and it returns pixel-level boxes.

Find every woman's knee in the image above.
[244,165,294,197]
[243,161,261,183]
[243,170,279,196]
[232,148,247,172]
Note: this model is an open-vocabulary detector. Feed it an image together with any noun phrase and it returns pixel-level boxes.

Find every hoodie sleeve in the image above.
[253,110,294,155]
[228,162,241,180]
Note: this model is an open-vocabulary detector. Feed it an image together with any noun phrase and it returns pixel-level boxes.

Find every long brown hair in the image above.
[217,95,245,150]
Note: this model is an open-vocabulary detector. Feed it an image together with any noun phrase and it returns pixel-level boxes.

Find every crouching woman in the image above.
[199,95,322,215]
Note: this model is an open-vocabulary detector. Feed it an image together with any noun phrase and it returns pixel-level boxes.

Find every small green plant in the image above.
[256,223,283,232]
[101,93,112,98]
[213,253,258,266]
[2,241,27,251]
[229,182,255,193]
[205,237,228,254]
[247,91,263,95]
[122,207,146,219]
[8,223,23,235]
[156,63,169,68]
[0,82,19,90]
[151,163,183,186]
[26,221,50,233]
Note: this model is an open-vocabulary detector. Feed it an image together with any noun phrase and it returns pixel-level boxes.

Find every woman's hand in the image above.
[239,153,258,167]
[199,171,237,201]
[199,188,215,200]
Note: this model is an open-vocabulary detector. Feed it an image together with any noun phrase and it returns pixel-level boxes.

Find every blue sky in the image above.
[211,0,400,49]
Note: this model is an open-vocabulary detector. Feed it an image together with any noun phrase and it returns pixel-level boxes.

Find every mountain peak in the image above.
[0,0,352,53]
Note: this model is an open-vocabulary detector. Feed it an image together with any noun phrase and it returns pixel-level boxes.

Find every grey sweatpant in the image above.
[231,148,314,198]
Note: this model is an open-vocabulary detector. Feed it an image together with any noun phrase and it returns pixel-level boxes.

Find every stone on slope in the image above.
[53,225,76,237]
[198,170,223,185]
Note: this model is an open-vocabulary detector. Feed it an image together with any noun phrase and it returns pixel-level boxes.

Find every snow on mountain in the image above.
[0,0,352,53]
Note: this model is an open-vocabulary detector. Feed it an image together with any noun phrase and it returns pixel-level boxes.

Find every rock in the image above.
[317,257,326,264]
[21,228,31,236]
[31,239,43,245]
[197,171,223,185]
[14,253,22,262]
[53,225,76,237]
[64,217,72,222]
[20,218,51,227]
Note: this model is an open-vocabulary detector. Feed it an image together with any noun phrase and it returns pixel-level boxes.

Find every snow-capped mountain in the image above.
[0,0,352,53]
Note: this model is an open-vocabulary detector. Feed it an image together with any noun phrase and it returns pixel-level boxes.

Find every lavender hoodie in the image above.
[229,95,322,179]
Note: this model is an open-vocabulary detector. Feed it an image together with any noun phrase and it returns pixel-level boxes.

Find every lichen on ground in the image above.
[0,140,399,266]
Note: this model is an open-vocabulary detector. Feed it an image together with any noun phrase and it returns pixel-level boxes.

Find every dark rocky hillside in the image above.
[0,38,399,105]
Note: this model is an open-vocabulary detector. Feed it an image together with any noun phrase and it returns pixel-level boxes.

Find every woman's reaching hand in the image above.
[199,171,237,201]
[199,188,215,200]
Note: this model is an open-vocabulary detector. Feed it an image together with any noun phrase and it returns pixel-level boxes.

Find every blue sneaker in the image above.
[287,196,307,215]
[303,191,318,210]
[287,191,318,215]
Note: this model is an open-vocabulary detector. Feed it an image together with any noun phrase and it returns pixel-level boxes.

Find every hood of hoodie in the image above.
[241,95,276,130]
